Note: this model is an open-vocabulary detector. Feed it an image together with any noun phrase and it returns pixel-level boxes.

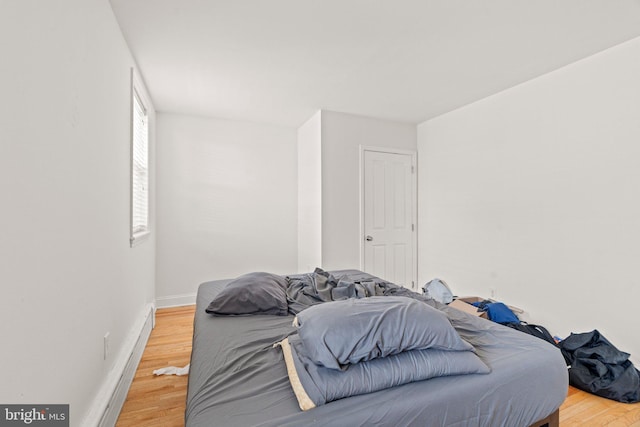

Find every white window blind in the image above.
[131,86,149,246]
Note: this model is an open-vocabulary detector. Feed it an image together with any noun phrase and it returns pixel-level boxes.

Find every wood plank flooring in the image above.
[116,305,195,427]
[117,305,640,427]
[560,386,640,426]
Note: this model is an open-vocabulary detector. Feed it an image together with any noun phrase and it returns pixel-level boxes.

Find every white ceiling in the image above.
[110,0,640,127]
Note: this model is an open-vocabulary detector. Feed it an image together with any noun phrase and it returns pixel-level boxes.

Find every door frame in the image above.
[359,145,418,290]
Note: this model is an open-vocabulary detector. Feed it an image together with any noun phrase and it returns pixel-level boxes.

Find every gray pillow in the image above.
[206,272,288,316]
[295,296,473,370]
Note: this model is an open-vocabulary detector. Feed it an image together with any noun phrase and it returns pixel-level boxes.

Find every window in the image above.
[130,71,150,246]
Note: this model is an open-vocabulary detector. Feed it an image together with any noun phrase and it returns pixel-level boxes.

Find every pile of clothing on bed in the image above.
[206,268,491,410]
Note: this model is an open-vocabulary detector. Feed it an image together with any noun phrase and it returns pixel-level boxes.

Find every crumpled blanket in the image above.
[277,333,489,410]
[285,268,435,314]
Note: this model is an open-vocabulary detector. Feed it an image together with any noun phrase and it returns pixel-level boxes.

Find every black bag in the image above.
[506,322,557,347]
[558,329,640,403]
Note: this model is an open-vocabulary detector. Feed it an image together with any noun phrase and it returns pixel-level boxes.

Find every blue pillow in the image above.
[294,296,473,370]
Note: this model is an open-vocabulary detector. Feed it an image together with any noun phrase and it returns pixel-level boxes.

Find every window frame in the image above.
[130,69,151,247]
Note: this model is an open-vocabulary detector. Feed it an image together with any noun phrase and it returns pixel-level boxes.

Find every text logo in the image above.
[0,405,68,426]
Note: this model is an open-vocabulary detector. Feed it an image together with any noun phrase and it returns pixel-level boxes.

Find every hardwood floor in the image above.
[560,387,640,426]
[117,305,640,427]
[116,305,195,427]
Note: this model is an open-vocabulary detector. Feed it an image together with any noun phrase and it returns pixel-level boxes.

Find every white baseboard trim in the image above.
[155,292,197,308]
[81,303,155,427]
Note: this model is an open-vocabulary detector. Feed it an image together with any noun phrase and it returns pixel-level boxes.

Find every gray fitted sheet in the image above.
[186,278,568,427]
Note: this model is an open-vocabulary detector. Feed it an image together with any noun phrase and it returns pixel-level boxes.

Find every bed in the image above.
[186,269,568,427]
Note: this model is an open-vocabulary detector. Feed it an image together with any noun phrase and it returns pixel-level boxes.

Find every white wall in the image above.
[0,1,156,425]
[321,111,417,270]
[156,113,298,304]
[418,37,640,363]
[297,111,323,273]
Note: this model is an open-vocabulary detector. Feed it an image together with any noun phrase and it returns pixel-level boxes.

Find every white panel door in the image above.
[363,150,416,289]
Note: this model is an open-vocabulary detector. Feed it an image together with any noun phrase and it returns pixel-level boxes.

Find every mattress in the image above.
[186,275,568,427]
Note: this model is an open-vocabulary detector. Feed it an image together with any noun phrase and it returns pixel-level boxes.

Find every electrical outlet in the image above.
[104,332,110,360]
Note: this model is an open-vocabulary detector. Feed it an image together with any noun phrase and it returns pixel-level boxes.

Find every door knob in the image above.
[365,235,373,241]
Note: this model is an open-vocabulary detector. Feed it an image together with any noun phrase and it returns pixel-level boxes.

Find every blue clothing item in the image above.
[472,301,519,323]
